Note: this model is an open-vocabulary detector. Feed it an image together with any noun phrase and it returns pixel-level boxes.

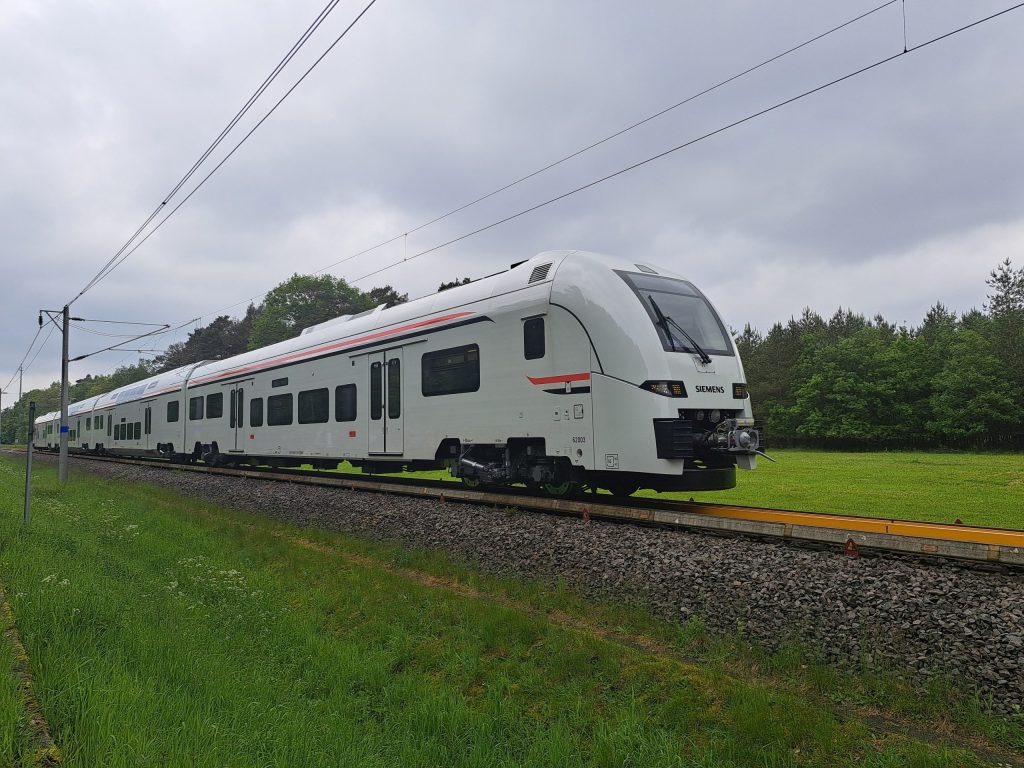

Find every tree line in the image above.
[4,262,1022,450]
[0,274,409,444]
[736,259,1024,449]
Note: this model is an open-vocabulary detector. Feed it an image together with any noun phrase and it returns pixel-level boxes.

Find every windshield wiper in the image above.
[648,295,712,364]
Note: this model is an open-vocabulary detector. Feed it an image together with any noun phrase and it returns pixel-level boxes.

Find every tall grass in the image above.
[0,457,1014,766]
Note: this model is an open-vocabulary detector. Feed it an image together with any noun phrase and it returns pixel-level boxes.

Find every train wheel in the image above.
[461,476,481,489]
[542,480,577,498]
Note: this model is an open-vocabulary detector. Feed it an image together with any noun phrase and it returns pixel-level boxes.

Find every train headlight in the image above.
[709,409,721,424]
[640,381,687,397]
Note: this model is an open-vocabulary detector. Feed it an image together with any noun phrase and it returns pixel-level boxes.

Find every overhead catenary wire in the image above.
[44,2,1023,378]
[69,0,380,306]
[3,324,44,392]
[70,325,173,363]
[69,0,350,307]
[25,325,57,373]
[70,324,152,339]
[343,2,1024,288]
[158,0,906,326]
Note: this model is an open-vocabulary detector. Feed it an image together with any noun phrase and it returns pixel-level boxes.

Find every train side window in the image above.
[387,359,401,419]
[86,417,92,430]
[144,408,151,435]
[422,344,480,396]
[298,388,329,424]
[335,384,357,422]
[107,417,111,436]
[97,415,103,430]
[523,317,545,360]
[134,422,141,440]
[189,396,204,420]
[267,393,293,426]
[250,398,264,428]
[370,362,382,420]
[167,401,179,423]
[206,392,223,419]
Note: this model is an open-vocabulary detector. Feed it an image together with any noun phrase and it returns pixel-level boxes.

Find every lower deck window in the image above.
[250,398,264,427]
[206,392,223,419]
[422,344,480,396]
[335,384,356,422]
[267,393,293,426]
[298,388,329,424]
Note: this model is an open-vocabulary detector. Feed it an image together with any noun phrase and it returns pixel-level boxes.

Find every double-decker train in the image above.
[33,251,762,496]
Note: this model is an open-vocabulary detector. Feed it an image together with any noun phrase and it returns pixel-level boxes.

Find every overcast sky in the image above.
[2,0,1023,395]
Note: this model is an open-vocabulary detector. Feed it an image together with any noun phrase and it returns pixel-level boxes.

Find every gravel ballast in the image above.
[60,456,1024,713]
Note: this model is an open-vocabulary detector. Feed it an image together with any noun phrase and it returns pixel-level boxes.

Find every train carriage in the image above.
[34,251,762,495]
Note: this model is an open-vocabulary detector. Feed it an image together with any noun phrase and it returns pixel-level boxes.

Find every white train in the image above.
[34,251,762,496]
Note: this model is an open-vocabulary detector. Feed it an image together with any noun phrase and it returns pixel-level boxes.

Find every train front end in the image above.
[550,251,762,494]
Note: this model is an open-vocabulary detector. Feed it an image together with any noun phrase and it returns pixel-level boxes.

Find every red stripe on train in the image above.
[526,373,591,385]
[189,311,475,386]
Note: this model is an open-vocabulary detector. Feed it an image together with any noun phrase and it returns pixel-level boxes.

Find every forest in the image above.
[3,261,1023,450]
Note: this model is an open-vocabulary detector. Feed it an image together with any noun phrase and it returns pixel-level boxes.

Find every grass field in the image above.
[0,457,1021,766]
[326,449,1024,530]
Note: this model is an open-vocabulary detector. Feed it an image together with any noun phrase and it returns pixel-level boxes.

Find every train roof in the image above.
[90,363,200,411]
[186,250,578,384]
[35,249,673,421]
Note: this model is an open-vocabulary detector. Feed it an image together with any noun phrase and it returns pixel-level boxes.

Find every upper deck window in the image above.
[523,318,545,360]
[617,272,733,357]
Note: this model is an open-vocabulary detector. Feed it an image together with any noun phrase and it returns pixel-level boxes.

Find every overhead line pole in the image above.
[59,305,69,483]
[39,307,72,483]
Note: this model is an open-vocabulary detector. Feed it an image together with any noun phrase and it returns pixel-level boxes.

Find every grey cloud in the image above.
[3,0,1023,392]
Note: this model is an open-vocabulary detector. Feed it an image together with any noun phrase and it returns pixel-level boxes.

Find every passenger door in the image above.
[227,380,252,453]
[143,400,154,450]
[368,349,403,454]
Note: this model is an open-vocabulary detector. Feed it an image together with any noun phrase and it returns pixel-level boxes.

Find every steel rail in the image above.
[12,450,1024,568]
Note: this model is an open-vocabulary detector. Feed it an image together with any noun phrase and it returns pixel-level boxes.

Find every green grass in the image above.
[0,456,1020,766]
[0,603,32,767]
[321,449,1024,530]
[683,449,1024,529]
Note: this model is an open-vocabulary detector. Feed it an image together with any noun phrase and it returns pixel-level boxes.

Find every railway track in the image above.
[18,449,1023,569]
